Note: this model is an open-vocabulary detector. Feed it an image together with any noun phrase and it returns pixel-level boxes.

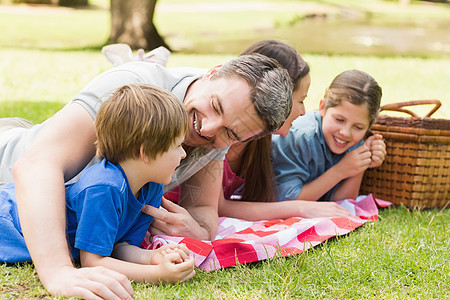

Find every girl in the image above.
[272,69,386,202]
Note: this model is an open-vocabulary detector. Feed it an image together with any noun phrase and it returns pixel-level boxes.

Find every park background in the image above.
[0,0,449,298]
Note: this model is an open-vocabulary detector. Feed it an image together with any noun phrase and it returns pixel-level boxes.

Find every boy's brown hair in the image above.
[95,83,189,164]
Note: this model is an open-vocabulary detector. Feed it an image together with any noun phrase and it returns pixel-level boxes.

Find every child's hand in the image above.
[338,144,372,178]
[150,243,191,265]
[365,134,386,168]
[157,253,196,284]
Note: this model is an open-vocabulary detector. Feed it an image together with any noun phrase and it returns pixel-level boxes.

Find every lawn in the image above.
[1,207,449,299]
[0,0,449,299]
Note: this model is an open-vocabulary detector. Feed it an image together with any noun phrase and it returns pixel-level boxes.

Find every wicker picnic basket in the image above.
[359,100,450,209]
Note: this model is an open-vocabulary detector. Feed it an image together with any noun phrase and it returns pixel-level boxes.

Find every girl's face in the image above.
[319,99,370,154]
[274,73,311,137]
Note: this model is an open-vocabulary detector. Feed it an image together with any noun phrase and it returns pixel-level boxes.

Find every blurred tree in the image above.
[59,0,87,5]
[109,0,170,50]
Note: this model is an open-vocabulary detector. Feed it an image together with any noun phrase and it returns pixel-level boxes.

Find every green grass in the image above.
[1,206,448,299]
[1,51,449,120]
[0,6,109,50]
[0,0,449,298]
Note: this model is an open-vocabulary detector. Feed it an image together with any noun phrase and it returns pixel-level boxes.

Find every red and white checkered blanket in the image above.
[142,194,390,271]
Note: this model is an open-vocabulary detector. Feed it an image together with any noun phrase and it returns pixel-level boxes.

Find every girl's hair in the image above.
[240,39,310,90]
[237,40,310,202]
[323,69,382,126]
[95,83,189,164]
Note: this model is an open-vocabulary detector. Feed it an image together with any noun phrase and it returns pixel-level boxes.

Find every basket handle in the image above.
[379,100,441,118]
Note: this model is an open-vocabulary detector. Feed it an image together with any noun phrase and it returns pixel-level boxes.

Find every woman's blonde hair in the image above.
[95,83,189,164]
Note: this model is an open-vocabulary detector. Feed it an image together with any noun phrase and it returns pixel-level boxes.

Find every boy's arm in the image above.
[112,242,153,264]
[112,242,190,265]
[13,103,133,299]
[296,144,372,201]
[81,246,195,284]
[144,160,222,240]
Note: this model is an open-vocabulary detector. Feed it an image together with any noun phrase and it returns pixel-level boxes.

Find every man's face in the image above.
[183,75,264,149]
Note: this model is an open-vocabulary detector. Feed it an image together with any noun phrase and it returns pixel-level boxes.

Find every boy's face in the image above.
[320,99,370,155]
[151,135,187,185]
[182,75,265,149]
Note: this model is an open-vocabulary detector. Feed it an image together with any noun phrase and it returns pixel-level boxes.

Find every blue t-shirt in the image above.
[0,159,162,263]
[271,111,363,202]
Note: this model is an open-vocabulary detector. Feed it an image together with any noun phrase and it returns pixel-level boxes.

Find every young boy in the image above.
[0,83,195,284]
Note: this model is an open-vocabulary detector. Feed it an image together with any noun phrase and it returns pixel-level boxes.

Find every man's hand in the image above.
[44,265,133,300]
[142,197,207,239]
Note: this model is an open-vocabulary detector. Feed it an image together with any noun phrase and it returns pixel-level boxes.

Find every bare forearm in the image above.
[219,198,355,219]
[297,166,345,201]
[112,242,152,265]
[185,205,218,240]
[179,160,222,240]
[332,173,364,201]
[219,198,304,220]
[81,253,162,283]
[13,103,98,287]
[14,161,73,284]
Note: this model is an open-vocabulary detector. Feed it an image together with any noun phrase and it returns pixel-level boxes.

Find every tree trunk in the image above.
[109,0,170,51]
[59,0,88,6]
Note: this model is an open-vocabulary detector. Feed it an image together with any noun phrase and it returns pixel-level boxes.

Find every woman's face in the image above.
[274,73,311,137]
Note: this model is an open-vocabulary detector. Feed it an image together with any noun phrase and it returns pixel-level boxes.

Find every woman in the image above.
[165,40,353,220]
[106,40,353,220]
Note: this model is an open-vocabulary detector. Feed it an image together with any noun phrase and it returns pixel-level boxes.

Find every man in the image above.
[0,54,292,299]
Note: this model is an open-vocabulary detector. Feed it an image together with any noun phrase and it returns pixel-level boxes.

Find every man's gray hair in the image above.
[212,53,293,134]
